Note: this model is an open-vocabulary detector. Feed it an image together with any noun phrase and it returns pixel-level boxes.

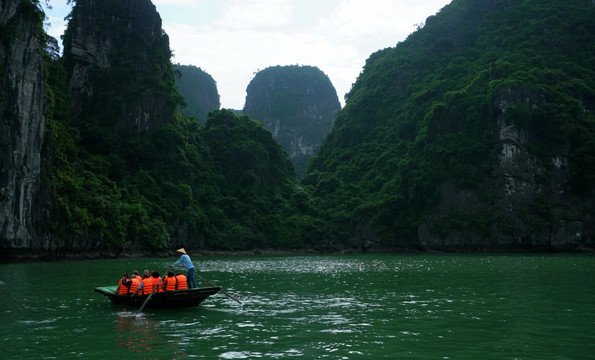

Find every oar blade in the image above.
[196,274,242,305]
[0,287,26,308]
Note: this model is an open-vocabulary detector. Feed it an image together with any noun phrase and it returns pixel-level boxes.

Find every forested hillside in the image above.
[3,0,595,258]
[50,0,308,254]
[1,0,307,258]
[305,0,595,251]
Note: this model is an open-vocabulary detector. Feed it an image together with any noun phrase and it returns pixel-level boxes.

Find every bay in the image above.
[1,254,594,359]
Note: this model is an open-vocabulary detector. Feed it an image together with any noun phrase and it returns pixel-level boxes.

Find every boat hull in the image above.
[94,286,221,308]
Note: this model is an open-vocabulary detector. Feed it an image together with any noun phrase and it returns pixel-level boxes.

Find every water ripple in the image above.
[1,254,594,359]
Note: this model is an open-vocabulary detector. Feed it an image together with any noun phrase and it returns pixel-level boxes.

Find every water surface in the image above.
[1,254,593,359]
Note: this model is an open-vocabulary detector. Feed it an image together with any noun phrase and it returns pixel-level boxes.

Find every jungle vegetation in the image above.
[41,0,308,254]
[36,0,595,254]
[304,0,595,249]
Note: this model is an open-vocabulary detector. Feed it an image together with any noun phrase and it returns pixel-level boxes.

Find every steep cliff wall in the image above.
[417,84,594,251]
[244,65,340,177]
[175,64,220,124]
[0,0,47,249]
[63,0,177,135]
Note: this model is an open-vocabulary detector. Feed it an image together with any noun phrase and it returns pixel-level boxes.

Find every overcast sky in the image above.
[43,0,451,109]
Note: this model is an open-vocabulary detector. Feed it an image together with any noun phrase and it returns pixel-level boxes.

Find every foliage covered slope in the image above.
[8,0,595,256]
[40,0,304,255]
[305,0,595,251]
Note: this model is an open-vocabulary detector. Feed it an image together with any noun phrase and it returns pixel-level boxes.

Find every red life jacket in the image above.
[175,274,187,290]
[141,277,154,295]
[163,276,177,291]
[129,277,140,294]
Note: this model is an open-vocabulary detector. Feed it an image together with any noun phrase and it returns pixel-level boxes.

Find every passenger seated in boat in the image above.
[134,270,154,295]
[162,271,177,291]
[117,273,132,295]
[175,273,188,290]
[129,274,141,295]
[151,271,162,293]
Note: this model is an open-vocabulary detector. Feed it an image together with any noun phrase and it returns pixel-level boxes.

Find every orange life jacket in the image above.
[175,274,187,290]
[129,277,140,294]
[118,278,130,295]
[152,277,162,293]
[141,277,154,295]
[163,276,177,291]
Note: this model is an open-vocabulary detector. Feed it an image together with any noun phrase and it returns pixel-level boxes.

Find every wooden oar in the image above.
[137,276,164,314]
[196,274,242,305]
[0,287,26,308]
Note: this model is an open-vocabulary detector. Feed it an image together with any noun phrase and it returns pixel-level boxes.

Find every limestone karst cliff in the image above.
[1,1,306,258]
[63,0,179,136]
[1,0,184,255]
[244,65,340,178]
[0,0,47,250]
[175,64,220,124]
[306,0,595,252]
[3,0,595,258]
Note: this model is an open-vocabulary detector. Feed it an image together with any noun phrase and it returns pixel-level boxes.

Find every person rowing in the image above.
[169,248,197,289]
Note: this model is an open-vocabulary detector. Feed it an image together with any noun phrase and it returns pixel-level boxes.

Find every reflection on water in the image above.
[115,311,160,354]
[114,311,195,358]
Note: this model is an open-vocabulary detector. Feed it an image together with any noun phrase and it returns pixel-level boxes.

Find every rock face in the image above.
[244,65,340,177]
[0,0,47,249]
[416,83,593,251]
[64,0,175,134]
[175,64,220,124]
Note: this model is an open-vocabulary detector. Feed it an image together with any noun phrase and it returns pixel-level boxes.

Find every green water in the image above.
[1,254,594,359]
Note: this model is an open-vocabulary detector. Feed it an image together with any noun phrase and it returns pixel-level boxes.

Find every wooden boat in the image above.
[94,286,221,308]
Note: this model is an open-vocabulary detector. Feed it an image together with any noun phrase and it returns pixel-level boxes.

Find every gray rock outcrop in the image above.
[417,84,593,251]
[0,0,47,249]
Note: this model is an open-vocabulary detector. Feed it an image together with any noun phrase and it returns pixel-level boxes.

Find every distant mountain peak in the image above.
[244,65,341,178]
